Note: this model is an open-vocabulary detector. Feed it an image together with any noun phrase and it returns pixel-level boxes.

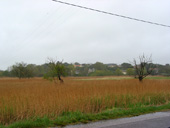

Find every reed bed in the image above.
[0,77,170,124]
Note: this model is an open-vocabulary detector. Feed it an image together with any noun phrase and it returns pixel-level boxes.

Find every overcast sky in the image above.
[0,0,170,70]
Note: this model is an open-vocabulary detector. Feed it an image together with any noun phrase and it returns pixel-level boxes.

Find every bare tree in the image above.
[44,58,65,84]
[133,54,154,82]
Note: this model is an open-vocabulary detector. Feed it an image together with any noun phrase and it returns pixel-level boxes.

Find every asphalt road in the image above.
[63,111,170,128]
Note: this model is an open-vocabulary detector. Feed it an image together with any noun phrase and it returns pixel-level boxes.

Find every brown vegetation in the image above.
[0,77,170,124]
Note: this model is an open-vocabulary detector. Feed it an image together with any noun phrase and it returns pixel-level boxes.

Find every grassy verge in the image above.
[75,76,170,81]
[146,76,170,80]
[1,103,170,128]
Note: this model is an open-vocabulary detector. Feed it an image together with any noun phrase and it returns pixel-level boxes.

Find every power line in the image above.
[52,0,170,28]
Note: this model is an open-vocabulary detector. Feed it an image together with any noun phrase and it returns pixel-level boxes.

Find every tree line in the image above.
[0,60,170,78]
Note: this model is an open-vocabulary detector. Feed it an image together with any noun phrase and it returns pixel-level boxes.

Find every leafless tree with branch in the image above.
[133,54,154,82]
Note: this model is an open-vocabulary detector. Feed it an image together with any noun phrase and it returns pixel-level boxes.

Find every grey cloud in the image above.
[0,0,170,70]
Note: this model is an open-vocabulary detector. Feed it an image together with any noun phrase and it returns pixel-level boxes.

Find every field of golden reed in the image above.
[0,77,170,124]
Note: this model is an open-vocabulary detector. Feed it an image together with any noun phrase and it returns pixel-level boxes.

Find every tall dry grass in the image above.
[0,77,170,124]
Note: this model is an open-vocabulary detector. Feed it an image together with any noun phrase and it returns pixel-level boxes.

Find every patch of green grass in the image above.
[146,76,170,80]
[1,103,170,128]
[75,76,170,81]
[76,77,132,81]
[0,117,53,128]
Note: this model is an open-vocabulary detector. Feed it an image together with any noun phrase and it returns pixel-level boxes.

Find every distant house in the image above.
[122,70,127,75]
[74,64,83,68]
[150,68,159,74]
[75,70,80,75]
[153,68,159,74]
[107,63,117,68]
[118,65,122,67]
[88,68,95,73]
